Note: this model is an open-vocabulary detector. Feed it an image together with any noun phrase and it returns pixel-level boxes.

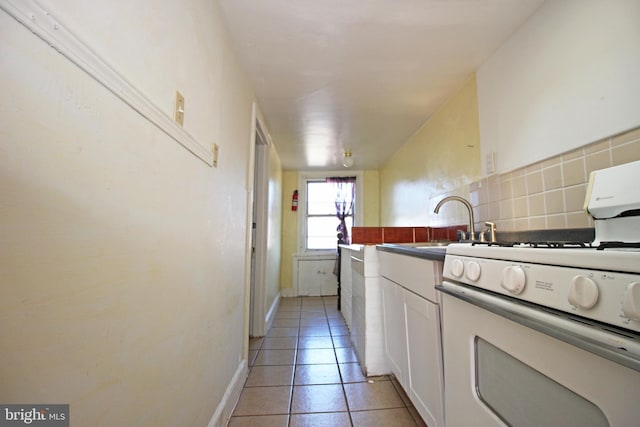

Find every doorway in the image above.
[248,105,269,338]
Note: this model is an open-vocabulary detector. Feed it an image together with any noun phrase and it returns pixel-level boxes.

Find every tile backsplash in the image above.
[351,225,465,245]
[442,126,640,232]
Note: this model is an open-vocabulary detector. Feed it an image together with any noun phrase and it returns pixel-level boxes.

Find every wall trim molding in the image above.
[206,360,247,427]
[0,0,213,166]
[265,292,280,333]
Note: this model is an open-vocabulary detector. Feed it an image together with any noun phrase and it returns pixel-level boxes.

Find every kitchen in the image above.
[1,1,639,426]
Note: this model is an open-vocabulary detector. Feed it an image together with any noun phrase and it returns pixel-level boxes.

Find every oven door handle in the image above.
[437,281,640,373]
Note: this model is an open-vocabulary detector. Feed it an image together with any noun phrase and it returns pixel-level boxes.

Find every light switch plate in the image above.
[174,91,185,126]
[486,152,496,174]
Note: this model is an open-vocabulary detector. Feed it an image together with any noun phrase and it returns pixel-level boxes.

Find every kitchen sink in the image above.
[396,241,451,249]
[376,242,449,261]
[413,242,450,248]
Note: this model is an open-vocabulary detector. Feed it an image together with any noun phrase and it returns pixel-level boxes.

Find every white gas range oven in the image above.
[436,160,640,427]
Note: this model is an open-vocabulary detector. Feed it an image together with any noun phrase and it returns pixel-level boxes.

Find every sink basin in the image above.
[377,242,449,259]
[413,242,450,248]
[389,242,451,249]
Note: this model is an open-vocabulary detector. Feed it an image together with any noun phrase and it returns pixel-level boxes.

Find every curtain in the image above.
[326,176,356,245]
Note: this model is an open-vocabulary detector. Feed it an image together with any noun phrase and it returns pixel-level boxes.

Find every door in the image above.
[381,277,407,386]
[404,289,444,427]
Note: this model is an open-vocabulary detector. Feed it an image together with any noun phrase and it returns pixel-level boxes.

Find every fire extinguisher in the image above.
[291,190,298,211]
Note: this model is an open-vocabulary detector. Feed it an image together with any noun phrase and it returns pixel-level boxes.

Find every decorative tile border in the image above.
[351,226,465,245]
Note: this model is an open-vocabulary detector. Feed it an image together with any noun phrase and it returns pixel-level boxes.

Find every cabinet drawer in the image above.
[351,255,365,275]
[378,251,442,301]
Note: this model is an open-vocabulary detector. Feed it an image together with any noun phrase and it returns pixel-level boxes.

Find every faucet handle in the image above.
[485,221,497,243]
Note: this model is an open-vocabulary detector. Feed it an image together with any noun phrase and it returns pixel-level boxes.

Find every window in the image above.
[305,179,355,250]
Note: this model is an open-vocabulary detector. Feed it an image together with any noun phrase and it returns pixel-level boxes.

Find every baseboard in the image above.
[206,359,248,427]
[280,287,297,297]
[265,292,280,331]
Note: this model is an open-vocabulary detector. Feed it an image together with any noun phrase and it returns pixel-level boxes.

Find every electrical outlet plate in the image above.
[212,144,219,167]
[174,91,185,126]
[486,152,496,174]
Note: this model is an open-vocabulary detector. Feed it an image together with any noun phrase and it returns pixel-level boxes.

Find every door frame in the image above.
[244,103,270,346]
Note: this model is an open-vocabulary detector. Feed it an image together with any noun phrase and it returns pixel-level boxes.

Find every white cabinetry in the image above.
[379,250,445,427]
[404,290,443,426]
[350,245,387,376]
[294,255,337,296]
[381,276,407,385]
[339,246,353,330]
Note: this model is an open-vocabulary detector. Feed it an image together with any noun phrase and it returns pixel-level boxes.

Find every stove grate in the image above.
[472,241,594,249]
[596,242,640,251]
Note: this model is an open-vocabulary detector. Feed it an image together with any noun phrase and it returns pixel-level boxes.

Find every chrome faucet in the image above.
[434,196,475,241]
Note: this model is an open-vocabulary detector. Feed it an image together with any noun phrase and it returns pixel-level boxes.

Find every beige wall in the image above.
[0,1,259,426]
[379,76,640,234]
[363,170,380,226]
[279,171,299,290]
[478,0,640,174]
[266,144,283,309]
[380,77,482,226]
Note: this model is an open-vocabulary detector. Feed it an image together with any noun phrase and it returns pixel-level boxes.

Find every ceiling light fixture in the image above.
[342,150,354,168]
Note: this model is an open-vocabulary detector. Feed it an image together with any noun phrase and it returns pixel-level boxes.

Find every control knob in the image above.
[465,261,481,282]
[568,275,599,309]
[500,265,526,295]
[622,282,640,321]
[450,258,464,278]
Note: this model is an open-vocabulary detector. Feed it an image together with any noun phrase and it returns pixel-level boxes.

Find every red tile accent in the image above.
[382,227,414,243]
[430,227,447,241]
[350,225,466,245]
[427,225,467,241]
[448,225,467,240]
[413,227,428,242]
[351,227,383,244]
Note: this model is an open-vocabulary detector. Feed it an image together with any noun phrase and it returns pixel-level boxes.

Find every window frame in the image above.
[297,170,364,255]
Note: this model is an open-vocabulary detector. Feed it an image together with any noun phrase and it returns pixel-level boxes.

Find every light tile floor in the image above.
[229,296,428,427]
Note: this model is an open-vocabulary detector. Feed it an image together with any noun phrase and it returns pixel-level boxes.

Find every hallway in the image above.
[229,296,427,426]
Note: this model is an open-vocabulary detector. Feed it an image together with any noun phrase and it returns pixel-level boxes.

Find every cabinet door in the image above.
[404,290,445,427]
[381,277,407,387]
[340,250,353,329]
[298,258,337,296]
[351,261,366,368]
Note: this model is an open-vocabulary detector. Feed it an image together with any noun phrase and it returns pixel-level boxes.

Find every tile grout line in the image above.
[285,303,300,427]
[325,296,357,427]
[238,297,369,426]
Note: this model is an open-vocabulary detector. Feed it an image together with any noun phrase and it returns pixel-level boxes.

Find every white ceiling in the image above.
[217,0,544,170]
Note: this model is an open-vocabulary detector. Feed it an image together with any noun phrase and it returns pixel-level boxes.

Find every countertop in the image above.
[338,244,365,251]
[376,243,447,261]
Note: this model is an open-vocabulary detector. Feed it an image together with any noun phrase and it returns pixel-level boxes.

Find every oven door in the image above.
[438,281,640,427]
